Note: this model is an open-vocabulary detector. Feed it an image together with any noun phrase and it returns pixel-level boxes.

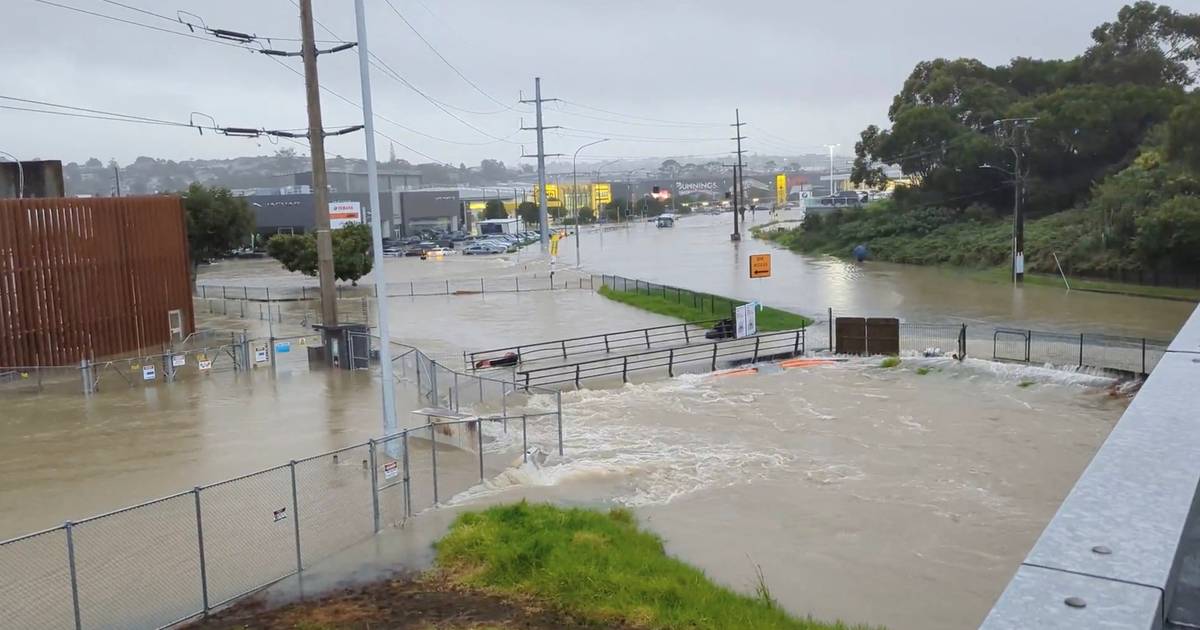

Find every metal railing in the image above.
[0,337,564,630]
[516,328,807,388]
[594,273,753,320]
[465,319,721,371]
[991,328,1167,376]
[194,274,595,302]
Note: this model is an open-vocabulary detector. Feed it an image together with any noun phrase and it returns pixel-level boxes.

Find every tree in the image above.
[634,197,665,216]
[182,183,254,280]
[1167,96,1200,171]
[660,159,681,176]
[517,201,540,226]
[483,199,508,219]
[84,157,102,168]
[1080,1,1200,87]
[577,207,595,223]
[266,223,374,286]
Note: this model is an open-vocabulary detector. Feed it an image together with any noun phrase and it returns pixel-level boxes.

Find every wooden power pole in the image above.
[299,0,338,329]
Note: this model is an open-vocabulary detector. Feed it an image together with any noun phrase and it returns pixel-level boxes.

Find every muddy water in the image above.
[577,213,1194,337]
[447,357,1124,630]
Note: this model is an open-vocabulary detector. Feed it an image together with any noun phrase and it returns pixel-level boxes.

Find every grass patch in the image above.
[915,367,931,375]
[968,266,1200,302]
[436,502,876,630]
[1018,380,1036,388]
[598,285,811,332]
[879,357,901,368]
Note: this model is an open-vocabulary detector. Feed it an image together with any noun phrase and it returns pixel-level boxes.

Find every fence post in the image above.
[561,340,568,360]
[644,329,651,349]
[201,285,207,299]
[604,334,610,353]
[522,415,528,463]
[668,349,674,377]
[684,325,690,344]
[289,461,302,573]
[193,487,210,615]
[711,343,718,371]
[556,390,564,457]
[430,424,439,504]
[445,279,450,294]
[1079,333,1084,367]
[515,276,520,292]
[1026,330,1032,363]
[80,359,92,395]
[481,277,485,294]
[368,440,380,533]
[828,308,834,353]
[1142,338,1147,375]
[410,281,414,296]
[222,286,227,300]
[753,337,760,363]
[477,421,485,482]
[622,356,628,382]
[794,330,801,356]
[65,522,82,630]
[574,364,581,387]
[402,430,412,517]
[453,372,460,411]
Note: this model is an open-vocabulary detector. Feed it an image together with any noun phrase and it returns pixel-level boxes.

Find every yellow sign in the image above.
[591,182,612,209]
[467,200,487,211]
[549,233,561,257]
[534,184,562,208]
[750,254,772,279]
[775,174,787,206]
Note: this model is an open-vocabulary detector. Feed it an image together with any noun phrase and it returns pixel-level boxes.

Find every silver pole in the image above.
[430,424,439,504]
[556,390,564,456]
[65,522,82,630]
[368,440,380,533]
[193,487,210,615]
[573,138,608,267]
[354,0,400,444]
[289,461,302,573]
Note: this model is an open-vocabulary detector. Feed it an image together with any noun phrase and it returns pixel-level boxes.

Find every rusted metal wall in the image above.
[0,196,195,366]
[835,317,900,356]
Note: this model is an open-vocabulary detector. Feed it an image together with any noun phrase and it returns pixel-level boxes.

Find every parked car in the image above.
[463,243,506,255]
[383,244,404,257]
[422,246,455,258]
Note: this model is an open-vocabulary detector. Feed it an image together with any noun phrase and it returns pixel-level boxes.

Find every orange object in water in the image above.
[779,358,836,369]
[711,367,759,378]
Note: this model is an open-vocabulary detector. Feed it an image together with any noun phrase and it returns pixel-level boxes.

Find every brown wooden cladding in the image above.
[0,196,195,366]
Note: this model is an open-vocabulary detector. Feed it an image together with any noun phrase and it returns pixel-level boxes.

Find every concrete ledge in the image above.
[981,565,1162,630]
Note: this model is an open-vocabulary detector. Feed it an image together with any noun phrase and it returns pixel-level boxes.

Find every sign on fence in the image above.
[384,460,399,480]
[198,360,212,371]
[273,507,288,522]
[276,341,291,353]
[171,354,186,368]
[255,346,269,363]
[142,365,156,381]
[750,254,772,278]
[735,302,758,338]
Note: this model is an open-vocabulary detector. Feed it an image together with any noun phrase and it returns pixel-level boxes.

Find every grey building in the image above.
[283,168,422,194]
[249,189,462,239]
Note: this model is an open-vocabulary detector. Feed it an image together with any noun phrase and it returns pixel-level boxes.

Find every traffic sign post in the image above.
[750,254,772,278]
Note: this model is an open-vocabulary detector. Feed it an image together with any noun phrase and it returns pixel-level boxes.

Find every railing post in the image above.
[794,330,801,356]
[604,334,610,353]
[556,390,564,457]
[368,440,380,533]
[193,487,210,615]
[1079,333,1085,367]
[711,343,718,371]
[753,337,760,363]
[828,307,834,353]
[515,276,520,292]
[65,522,82,630]
[289,461,303,573]
[477,421,485,482]
[445,279,450,294]
[522,415,528,463]
[430,424,439,504]
[410,281,414,296]
[481,277,485,294]
[453,372,460,411]
[575,364,581,387]
[644,329,651,349]
[668,349,674,377]
[402,430,412,517]
[1026,330,1032,363]
[683,324,690,344]
[1142,338,1148,375]
[561,340,568,360]
[622,356,628,382]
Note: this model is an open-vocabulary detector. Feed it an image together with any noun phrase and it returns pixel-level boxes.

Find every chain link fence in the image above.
[0,335,562,630]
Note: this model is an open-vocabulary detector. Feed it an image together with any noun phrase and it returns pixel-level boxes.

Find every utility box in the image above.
[310,323,370,369]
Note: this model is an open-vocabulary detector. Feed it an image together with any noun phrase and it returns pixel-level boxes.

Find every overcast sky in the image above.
[1,0,1143,167]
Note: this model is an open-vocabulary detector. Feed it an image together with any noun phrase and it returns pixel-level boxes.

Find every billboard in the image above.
[775,174,787,206]
[329,201,362,229]
[533,184,562,208]
[592,183,612,209]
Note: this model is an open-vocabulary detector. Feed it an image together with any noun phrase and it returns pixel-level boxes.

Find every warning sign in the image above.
[384,461,399,480]
[273,507,288,522]
[171,354,186,368]
[255,346,269,363]
[750,254,772,278]
[142,365,156,381]
[198,360,213,372]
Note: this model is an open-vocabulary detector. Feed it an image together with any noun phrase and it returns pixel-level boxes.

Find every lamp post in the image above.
[823,144,839,196]
[572,138,608,266]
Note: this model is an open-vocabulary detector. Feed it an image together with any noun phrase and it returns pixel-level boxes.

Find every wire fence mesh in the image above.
[0,527,75,630]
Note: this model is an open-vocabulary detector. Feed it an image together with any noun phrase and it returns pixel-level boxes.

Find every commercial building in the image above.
[248,189,463,239]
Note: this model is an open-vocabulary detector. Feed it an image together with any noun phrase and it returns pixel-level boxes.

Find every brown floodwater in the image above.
[0,235,1161,629]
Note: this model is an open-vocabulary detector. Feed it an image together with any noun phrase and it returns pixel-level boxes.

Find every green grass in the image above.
[968,266,1200,302]
[915,367,931,375]
[435,503,877,630]
[879,357,901,368]
[598,286,812,332]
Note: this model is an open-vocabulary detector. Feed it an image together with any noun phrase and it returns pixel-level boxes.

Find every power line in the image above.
[377,0,521,113]
[29,0,253,50]
[553,127,728,143]
[556,98,723,128]
[95,0,350,44]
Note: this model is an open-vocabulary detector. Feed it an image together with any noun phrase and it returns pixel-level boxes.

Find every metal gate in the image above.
[993,329,1031,363]
[835,317,900,355]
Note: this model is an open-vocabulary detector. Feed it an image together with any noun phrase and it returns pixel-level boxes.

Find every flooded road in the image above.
[575,212,1193,338]
[0,239,1145,629]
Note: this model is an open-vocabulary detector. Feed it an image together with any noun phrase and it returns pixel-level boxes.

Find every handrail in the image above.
[466,318,721,369]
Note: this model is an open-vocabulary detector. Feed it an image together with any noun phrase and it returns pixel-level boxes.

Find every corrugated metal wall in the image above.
[0,196,195,366]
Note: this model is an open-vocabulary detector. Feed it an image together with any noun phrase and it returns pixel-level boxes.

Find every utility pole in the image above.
[113,165,121,197]
[520,78,563,252]
[995,118,1037,283]
[353,0,398,440]
[824,144,839,196]
[299,0,338,333]
[729,109,746,241]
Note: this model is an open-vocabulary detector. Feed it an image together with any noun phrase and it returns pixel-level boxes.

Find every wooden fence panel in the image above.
[0,196,194,366]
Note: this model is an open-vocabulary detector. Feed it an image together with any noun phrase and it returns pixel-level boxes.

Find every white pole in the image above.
[354,0,399,440]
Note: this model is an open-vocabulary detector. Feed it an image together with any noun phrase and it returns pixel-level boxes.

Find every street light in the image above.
[572,138,608,267]
[823,144,840,196]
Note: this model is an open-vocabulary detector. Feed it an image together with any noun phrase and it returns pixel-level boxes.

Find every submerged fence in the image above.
[0,337,563,630]
[195,273,595,303]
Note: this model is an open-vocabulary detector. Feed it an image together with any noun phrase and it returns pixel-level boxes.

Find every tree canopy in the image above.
[483,199,508,220]
[516,201,540,226]
[266,223,374,285]
[182,183,254,269]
